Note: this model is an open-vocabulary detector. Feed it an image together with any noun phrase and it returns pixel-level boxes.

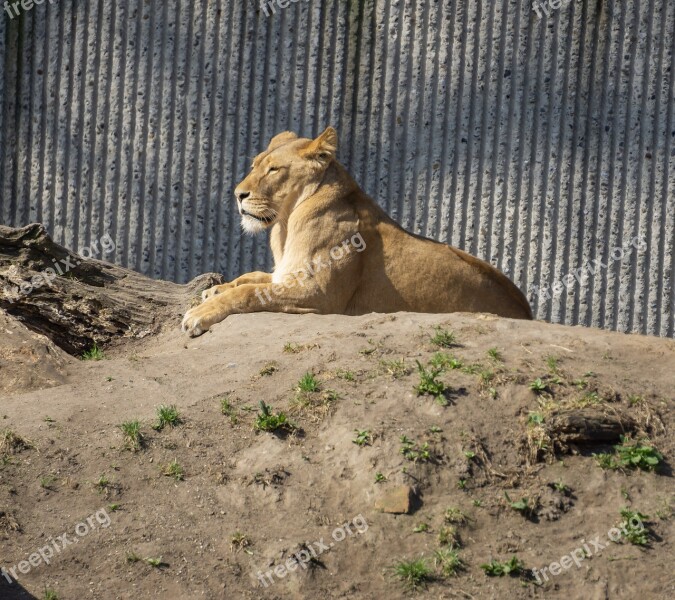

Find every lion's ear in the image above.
[301,127,338,164]
[268,131,298,151]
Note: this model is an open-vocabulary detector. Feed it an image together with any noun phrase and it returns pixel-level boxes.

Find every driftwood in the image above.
[0,224,224,355]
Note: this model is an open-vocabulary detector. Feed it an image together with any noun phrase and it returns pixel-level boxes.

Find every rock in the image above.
[374,485,416,514]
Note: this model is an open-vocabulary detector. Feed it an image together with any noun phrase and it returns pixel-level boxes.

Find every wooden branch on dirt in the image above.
[0,224,224,355]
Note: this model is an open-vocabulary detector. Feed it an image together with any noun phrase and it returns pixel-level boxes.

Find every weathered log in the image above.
[0,224,224,355]
[545,408,635,444]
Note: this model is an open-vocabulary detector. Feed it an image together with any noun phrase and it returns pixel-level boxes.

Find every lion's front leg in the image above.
[182,282,326,337]
[182,295,233,337]
[201,271,272,301]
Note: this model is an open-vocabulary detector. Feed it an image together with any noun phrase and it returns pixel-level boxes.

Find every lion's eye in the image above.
[267,166,280,175]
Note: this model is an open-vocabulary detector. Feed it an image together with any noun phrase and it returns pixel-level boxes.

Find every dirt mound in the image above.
[0,311,74,395]
[0,312,673,599]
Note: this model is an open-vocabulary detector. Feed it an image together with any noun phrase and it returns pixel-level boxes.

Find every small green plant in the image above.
[259,362,278,376]
[614,438,663,470]
[463,450,476,459]
[220,396,238,424]
[529,378,547,394]
[552,480,570,493]
[95,474,110,493]
[473,499,483,507]
[444,507,468,525]
[336,369,356,381]
[109,503,121,512]
[353,429,373,447]
[438,525,459,546]
[374,472,387,483]
[380,358,410,378]
[413,523,430,533]
[479,370,495,386]
[39,475,57,490]
[619,508,650,545]
[145,557,164,568]
[254,401,294,433]
[297,372,320,393]
[433,547,464,576]
[43,589,59,600]
[594,437,663,471]
[283,342,301,353]
[487,347,502,361]
[505,492,533,516]
[457,478,468,490]
[579,390,601,406]
[153,405,181,431]
[391,557,432,590]
[430,327,457,348]
[81,344,104,361]
[230,532,251,552]
[119,420,143,451]
[0,429,32,457]
[126,552,141,563]
[163,460,184,481]
[481,556,524,577]
[414,361,448,405]
[429,352,463,370]
[527,411,544,425]
[628,394,643,406]
[594,453,616,469]
[399,435,431,462]
[546,355,559,373]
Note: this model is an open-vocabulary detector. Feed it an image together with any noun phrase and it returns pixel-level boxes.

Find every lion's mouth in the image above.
[241,209,275,224]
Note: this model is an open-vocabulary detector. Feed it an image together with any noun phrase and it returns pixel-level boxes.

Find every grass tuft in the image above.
[391,557,432,590]
[430,327,457,348]
[119,420,144,451]
[81,344,104,361]
[153,405,181,431]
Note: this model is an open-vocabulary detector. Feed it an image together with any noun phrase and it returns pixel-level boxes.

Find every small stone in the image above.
[374,485,416,514]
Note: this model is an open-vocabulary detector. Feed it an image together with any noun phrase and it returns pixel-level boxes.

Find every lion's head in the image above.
[234,127,338,233]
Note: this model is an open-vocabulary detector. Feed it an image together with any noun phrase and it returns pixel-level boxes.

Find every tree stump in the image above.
[0,224,225,355]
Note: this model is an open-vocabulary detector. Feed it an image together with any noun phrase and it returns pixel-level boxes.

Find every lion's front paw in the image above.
[181,307,208,337]
[181,299,231,337]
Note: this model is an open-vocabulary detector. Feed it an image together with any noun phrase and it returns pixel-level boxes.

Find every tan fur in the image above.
[182,127,532,337]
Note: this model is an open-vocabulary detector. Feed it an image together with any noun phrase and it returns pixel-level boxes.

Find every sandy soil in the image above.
[0,310,673,599]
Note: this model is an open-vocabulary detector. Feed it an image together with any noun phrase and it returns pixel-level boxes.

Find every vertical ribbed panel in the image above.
[0,0,673,337]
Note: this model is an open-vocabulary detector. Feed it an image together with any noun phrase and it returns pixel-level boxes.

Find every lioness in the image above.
[181,127,532,337]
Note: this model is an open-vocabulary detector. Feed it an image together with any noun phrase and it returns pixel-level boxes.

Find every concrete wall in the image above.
[0,0,673,336]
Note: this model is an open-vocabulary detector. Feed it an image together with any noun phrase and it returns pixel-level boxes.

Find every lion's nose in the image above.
[236,190,251,202]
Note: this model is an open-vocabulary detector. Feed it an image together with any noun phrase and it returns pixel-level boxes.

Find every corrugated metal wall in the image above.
[0,0,673,337]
